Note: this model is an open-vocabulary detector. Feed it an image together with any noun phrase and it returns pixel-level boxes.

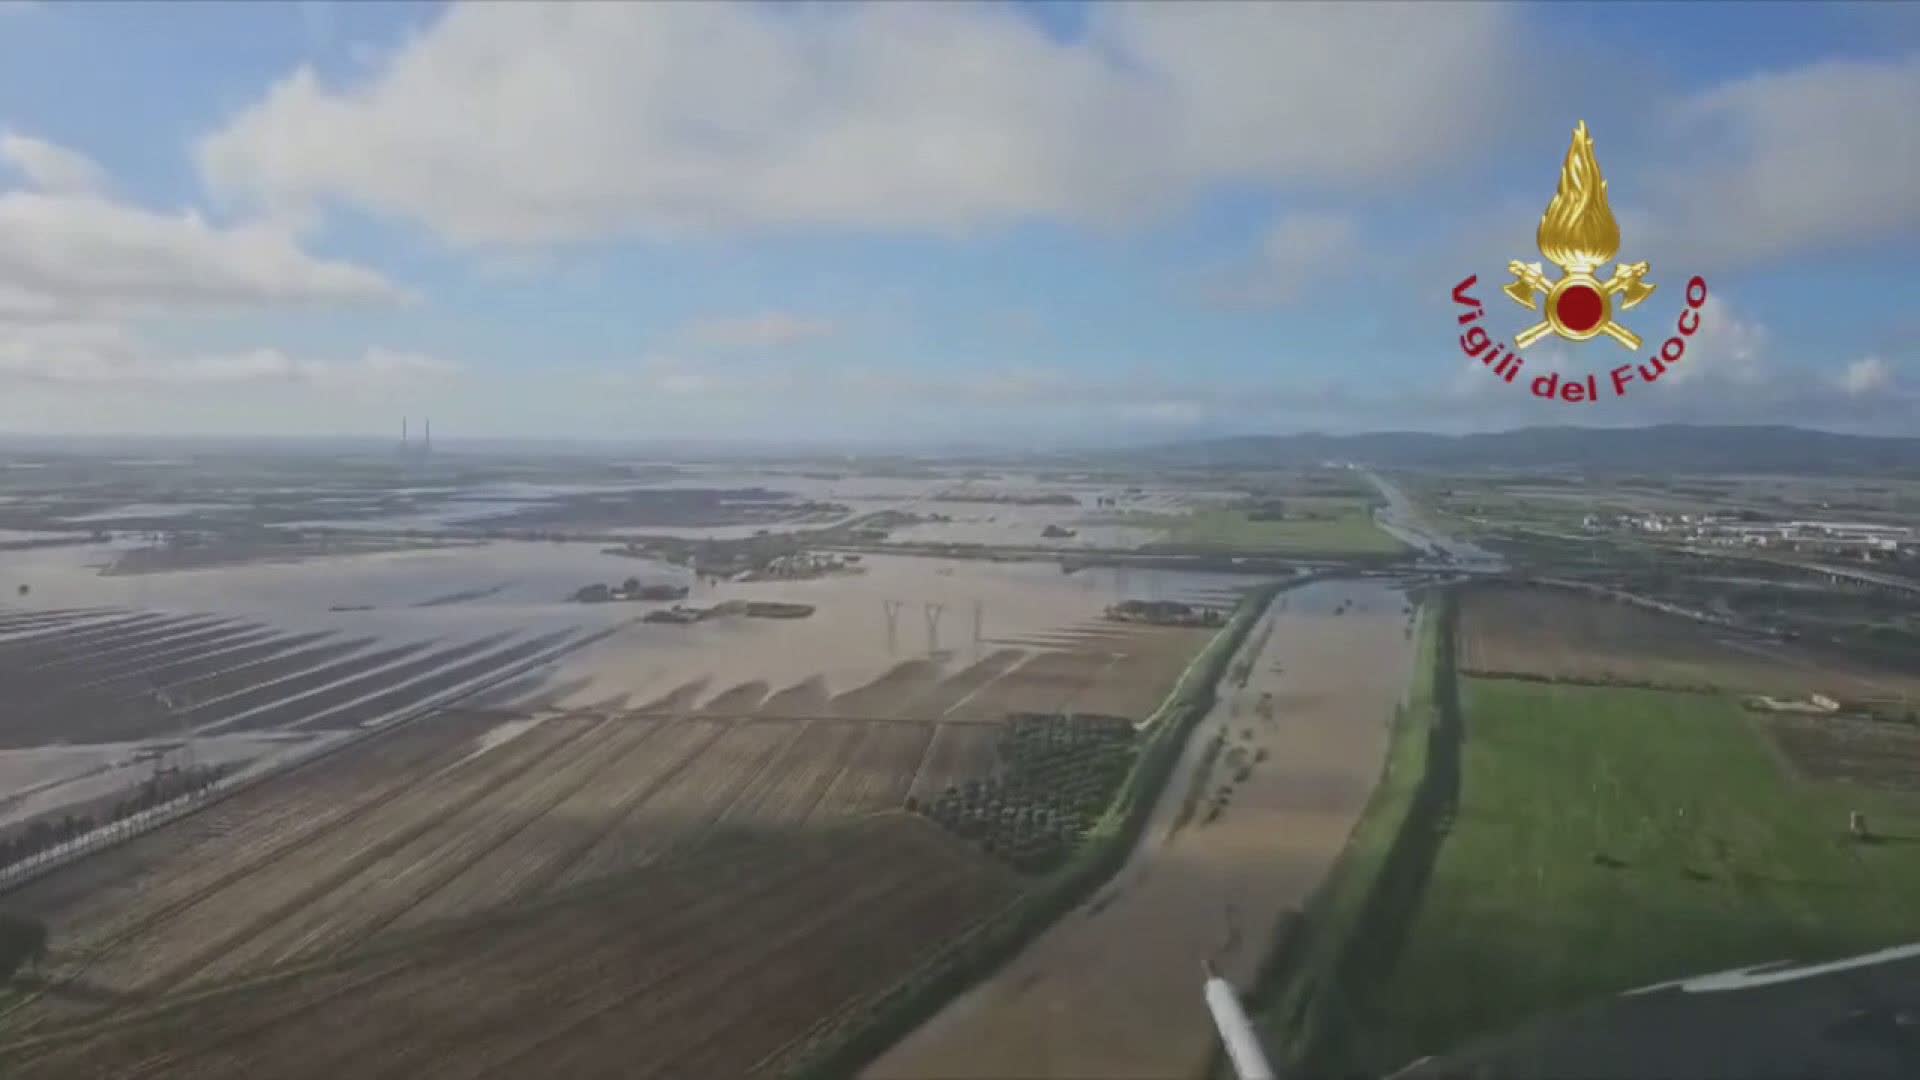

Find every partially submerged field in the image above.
[536,554,1231,725]
[0,604,590,856]
[0,559,1224,1075]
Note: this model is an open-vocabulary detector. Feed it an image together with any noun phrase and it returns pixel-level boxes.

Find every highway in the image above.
[1363,470,1504,570]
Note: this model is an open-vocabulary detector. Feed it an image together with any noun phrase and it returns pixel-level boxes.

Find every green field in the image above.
[1326,677,1920,1075]
[1126,497,1406,556]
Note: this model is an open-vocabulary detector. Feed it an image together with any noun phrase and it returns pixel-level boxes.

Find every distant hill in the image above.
[1134,425,1920,473]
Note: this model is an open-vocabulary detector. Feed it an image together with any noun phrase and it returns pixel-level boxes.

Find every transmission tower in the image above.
[152,686,193,776]
[923,602,944,656]
[883,599,903,654]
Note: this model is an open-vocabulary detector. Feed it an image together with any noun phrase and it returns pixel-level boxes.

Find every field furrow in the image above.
[811,721,935,819]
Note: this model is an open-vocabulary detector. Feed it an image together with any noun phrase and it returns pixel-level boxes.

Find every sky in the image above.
[0,0,1916,447]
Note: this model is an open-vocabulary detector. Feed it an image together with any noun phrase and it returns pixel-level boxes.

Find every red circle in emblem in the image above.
[1555,284,1605,333]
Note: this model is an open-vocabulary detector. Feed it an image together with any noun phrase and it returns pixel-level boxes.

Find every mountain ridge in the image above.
[1131,425,1920,472]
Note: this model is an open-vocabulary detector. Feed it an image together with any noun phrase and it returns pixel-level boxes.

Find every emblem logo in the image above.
[1447,122,1709,404]
[1502,122,1655,351]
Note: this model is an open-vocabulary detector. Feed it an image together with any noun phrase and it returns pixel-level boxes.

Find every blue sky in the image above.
[0,1,1915,445]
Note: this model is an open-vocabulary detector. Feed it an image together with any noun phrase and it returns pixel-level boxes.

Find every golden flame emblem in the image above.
[1503,122,1655,351]
[1538,121,1619,273]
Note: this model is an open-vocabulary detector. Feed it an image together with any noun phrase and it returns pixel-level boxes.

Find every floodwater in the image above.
[46,468,1233,549]
[0,458,1261,876]
[529,553,1248,713]
[0,539,652,826]
[59,502,233,523]
[867,577,1418,1080]
[0,538,665,638]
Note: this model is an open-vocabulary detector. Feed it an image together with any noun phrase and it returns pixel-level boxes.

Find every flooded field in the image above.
[0,475,1241,839]
[868,578,1418,1079]
[532,553,1239,716]
[0,460,1220,550]
[0,550,1241,1074]
[0,452,1328,1077]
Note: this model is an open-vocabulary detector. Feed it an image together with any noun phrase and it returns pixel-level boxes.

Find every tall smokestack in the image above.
[402,417,408,445]
[424,418,431,451]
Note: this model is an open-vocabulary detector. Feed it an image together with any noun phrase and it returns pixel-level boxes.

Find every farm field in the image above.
[1763,712,1920,791]
[0,604,1218,1046]
[3,713,900,1013]
[1458,583,1920,704]
[619,620,1206,732]
[0,815,1019,1079]
[1338,678,1920,1077]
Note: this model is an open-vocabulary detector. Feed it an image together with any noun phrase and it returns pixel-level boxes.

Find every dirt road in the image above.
[865,578,1417,1079]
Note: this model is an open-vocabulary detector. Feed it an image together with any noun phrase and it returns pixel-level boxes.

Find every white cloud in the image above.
[686,312,837,350]
[1662,301,1771,387]
[1652,52,1920,268]
[0,190,406,316]
[197,2,1514,246]
[1207,211,1358,307]
[0,132,407,321]
[2,132,107,195]
[0,322,459,391]
[1840,355,1895,395]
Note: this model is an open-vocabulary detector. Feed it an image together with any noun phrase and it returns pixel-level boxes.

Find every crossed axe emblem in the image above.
[1503,260,1656,351]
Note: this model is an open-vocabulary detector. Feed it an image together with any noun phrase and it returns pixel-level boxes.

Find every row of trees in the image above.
[0,814,95,871]
[107,763,229,823]
[0,762,230,874]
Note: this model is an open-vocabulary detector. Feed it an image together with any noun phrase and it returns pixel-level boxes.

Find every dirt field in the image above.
[906,722,1002,803]
[0,698,1039,1076]
[868,578,1418,1079]
[1459,584,1920,703]
[0,816,1019,1079]
[1,616,1203,1035]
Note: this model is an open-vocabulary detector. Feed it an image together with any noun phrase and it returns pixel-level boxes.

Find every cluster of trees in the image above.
[788,584,1279,1080]
[1106,599,1226,628]
[912,713,1137,873]
[572,576,689,604]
